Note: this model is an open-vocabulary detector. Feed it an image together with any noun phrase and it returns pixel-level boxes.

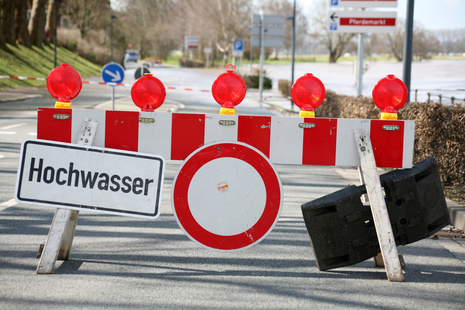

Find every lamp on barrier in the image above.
[131,73,166,112]
[47,64,82,109]
[212,64,246,115]
[372,74,408,120]
[291,73,325,118]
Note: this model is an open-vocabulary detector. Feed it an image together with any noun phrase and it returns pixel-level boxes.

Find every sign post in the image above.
[232,40,243,67]
[251,14,284,104]
[101,62,125,110]
[185,36,199,60]
[329,2,398,96]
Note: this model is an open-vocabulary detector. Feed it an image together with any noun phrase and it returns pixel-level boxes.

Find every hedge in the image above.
[278,80,465,186]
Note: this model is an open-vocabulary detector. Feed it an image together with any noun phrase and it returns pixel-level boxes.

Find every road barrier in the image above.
[14,64,450,282]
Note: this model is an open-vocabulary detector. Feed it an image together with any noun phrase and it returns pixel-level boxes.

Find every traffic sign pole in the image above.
[357,33,365,96]
[101,62,125,110]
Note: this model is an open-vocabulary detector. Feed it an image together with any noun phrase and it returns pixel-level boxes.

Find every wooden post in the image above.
[354,129,405,282]
[36,118,98,274]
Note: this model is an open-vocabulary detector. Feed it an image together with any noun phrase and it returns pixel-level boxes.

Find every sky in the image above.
[303,0,465,31]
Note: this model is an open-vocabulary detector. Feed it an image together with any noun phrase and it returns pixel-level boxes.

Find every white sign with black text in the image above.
[15,139,165,218]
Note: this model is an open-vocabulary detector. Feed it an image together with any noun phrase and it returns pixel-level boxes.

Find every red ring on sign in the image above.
[172,142,282,251]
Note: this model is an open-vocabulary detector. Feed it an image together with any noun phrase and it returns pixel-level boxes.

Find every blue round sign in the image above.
[101,62,125,84]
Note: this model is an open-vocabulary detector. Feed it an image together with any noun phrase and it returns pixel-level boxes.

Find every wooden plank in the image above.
[353,129,404,282]
[37,118,98,274]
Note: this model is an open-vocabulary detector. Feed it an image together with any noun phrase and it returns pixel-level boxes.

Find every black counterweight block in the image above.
[301,158,450,271]
[380,157,451,245]
[301,185,380,271]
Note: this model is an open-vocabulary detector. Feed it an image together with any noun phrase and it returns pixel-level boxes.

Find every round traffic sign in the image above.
[172,142,283,251]
[135,67,150,80]
[101,62,125,84]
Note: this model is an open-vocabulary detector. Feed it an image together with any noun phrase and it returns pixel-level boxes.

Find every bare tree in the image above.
[15,0,31,47]
[45,0,63,44]
[118,0,166,58]
[386,21,404,61]
[61,0,110,39]
[309,0,355,63]
[1,0,16,45]
[182,0,251,64]
[261,0,309,59]
[28,0,48,47]
[386,20,439,61]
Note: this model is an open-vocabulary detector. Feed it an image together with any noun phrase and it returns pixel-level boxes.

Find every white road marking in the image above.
[0,123,25,130]
[0,131,15,135]
[0,199,17,212]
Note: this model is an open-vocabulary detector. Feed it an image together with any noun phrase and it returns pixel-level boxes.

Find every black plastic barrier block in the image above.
[301,157,450,271]
[301,185,380,271]
[380,157,451,245]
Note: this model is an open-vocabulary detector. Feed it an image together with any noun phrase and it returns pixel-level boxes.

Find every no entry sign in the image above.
[172,142,283,251]
[16,139,165,218]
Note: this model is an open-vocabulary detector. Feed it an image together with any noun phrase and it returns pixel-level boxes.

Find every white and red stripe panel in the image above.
[37,108,415,168]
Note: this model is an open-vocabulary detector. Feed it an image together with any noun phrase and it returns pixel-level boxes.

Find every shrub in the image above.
[241,74,272,89]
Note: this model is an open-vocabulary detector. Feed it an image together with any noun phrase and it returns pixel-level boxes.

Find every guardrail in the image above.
[413,89,465,104]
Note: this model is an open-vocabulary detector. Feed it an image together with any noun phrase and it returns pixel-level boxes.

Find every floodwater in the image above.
[130,59,465,105]
[261,59,465,104]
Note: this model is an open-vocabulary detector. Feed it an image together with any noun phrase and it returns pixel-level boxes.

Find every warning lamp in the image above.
[291,73,325,118]
[131,73,166,112]
[212,64,246,115]
[372,74,408,120]
[46,64,82,109]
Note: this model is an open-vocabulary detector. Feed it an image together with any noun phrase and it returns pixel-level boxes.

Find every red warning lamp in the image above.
[212,64,246,115]
[131,73,166,112]
[291,73,325,118]
[46,64,82,109]
[372,74,408,120]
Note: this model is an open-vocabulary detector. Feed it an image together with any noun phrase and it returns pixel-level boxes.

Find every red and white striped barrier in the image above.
[1,75,212,92]
[37,108,415,169]
[0,75,46,81]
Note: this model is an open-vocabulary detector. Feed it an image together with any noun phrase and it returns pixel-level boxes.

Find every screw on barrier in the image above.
[46,64,82,109]
[290,73,325,118]
[211,64,246,115]
[372,74,408,120]
[131,73,166,112]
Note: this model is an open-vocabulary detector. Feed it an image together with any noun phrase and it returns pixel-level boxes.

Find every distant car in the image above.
[124,50,139,63]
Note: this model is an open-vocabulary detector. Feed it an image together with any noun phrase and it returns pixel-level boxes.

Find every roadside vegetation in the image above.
[0,43,101,89]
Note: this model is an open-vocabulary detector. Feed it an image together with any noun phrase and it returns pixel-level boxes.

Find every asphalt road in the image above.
[0,67,464,309]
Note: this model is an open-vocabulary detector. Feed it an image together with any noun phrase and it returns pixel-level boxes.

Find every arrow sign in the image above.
[329,11,397,33]
[330,12,338,22]
[104,69,121,82]
[101,62,125,84]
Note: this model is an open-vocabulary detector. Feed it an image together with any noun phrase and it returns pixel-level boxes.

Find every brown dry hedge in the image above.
[320,90,465,186]
[278,81,464,186]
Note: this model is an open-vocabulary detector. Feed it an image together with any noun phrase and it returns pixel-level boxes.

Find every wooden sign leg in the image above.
[36,118,98,274]
[353,129,405,282]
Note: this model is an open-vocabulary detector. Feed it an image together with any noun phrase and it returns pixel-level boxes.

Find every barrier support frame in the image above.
[354,129,405,282]
[36,118,98,274]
